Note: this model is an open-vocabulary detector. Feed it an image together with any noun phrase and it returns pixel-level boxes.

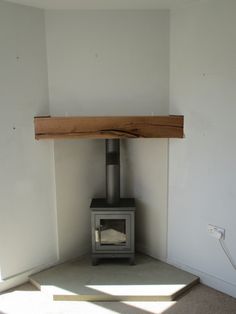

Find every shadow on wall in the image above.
[121,139,168,260]
[135,199,148,252]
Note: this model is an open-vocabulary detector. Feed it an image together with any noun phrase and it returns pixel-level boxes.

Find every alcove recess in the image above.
[34,115,184,140]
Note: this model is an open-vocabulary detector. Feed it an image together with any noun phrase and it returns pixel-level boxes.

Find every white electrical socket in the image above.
[208,224,225,240]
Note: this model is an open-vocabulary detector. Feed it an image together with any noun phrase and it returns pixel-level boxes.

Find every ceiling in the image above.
[5,0,202,10]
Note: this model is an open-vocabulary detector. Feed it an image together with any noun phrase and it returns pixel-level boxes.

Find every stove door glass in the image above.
[100,219,126,245]
[93,213,132,252]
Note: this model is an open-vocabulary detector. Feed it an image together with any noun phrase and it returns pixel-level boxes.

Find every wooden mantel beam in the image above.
[34,115,184,140]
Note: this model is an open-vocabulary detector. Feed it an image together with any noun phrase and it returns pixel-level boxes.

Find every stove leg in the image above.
[92,258,98,266]
[129,256,135,265]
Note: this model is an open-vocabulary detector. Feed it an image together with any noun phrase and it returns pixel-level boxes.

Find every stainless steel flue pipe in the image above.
[106,139,120,204]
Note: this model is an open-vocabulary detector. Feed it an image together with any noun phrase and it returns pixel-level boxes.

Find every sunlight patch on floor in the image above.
[40,284,77,295]
[86,284,185,296]
[0,290,121,314]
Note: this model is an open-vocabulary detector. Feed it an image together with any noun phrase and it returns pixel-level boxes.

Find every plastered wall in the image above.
[0,0,58,280]
[168,0,236,297]
[45,10,170,261]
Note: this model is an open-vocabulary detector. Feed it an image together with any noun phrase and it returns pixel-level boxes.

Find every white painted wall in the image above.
[123,139,168,261]
[53,139,105,261]
[45,10,169,261]
[0,1,58,280]
[168,0,236,297]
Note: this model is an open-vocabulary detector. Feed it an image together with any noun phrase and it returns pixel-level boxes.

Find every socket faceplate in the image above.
[208,224,225,239]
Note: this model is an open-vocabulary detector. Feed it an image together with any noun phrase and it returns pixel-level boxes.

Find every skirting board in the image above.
[0,259,59,293]
[167,258,236,298]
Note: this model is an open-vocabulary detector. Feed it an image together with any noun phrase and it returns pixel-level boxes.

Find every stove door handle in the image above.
[95,227,101,243]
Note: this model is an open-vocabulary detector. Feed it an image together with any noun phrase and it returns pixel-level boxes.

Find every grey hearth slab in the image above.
[30,254,199,301]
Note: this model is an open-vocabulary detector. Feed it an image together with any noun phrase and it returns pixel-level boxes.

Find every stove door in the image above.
[93,213,132,252]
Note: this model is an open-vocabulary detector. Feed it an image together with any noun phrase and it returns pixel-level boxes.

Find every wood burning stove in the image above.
[90,139,135,265]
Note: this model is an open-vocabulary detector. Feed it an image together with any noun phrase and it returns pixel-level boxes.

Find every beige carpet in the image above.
[165,284,236,314]
[0,282,236,314]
